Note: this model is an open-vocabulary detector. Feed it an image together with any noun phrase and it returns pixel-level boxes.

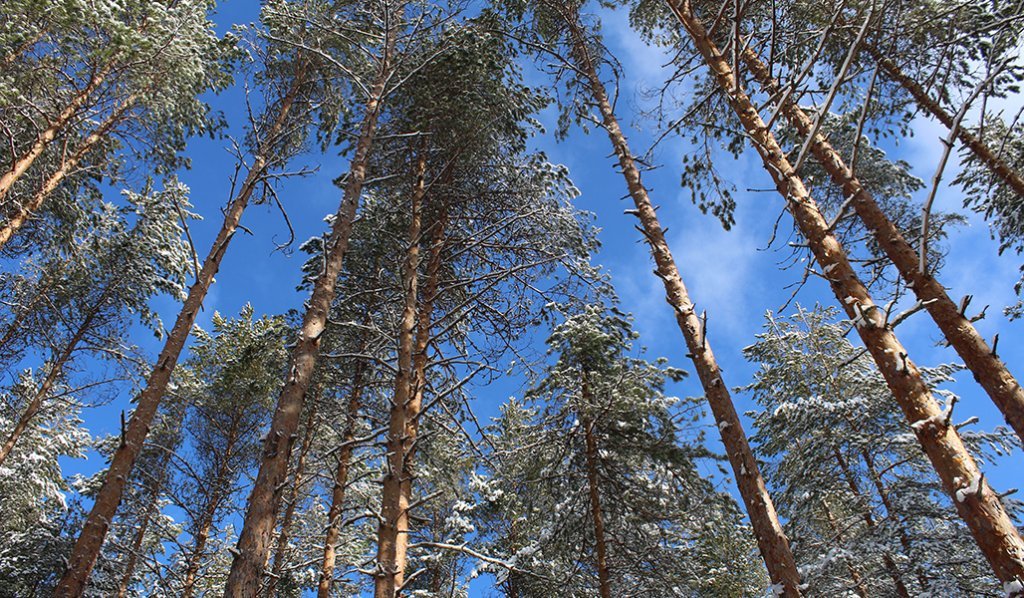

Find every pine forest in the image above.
[3,0,1024,596]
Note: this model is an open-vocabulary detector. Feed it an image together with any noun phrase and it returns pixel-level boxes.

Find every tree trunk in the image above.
[0,297,99,466]
[667,0,1024,587]
[114,447,171,598]
[316,358,368,598]
[832,448,910,597]
[375,149,428,598]
[821,499,869,598]
[0,67,108,203]
[182,417,244,598]
[580,381,612,598]
[225,26,396,592]
[0,29,46,71]
[558,6,802,594]
[0,90,141,250]
[866,46,1024,200]
[266,406,318,597]
[742,48,1024,447]
[861,448,930,590]
[54,66,308,598]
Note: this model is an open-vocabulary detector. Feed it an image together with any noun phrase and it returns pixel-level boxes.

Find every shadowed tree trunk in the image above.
[741,48,1024,447]
[667,0,1024,587]
[581,379,612,598]
[0,288,105,466]
[831,447,910,597]
[553,3,803,593]
[181,416,244,598]
[54,65,309,598]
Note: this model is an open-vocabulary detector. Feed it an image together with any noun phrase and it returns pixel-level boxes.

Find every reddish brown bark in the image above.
[316,361,368,598]
[54,67,308,598]
[867,47,1024,200]
[375,150,429,598]
[555,4,802,593]
[0,295,100,466]
[266,406,318,597]
[0,68,108,204]
[668,0,1024,586]
[742,48,1024,447]
[581,382,612,598]
[0,90,141,250]
[224,31,397,593]
[181,416,245,598]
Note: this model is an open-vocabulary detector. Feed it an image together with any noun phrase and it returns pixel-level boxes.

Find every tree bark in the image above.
[225,28,397,592]
[181,416,244,598]
[581,381,612,598]
[742,48,1024,447]
[316,359,368,598]
[556,5,803,594]
[667,0,1024,587]
[266,405,318,597]
[866,46,1024,200]
[54,66,308,598]
[114,429,175,598]
[0,90,141,250]
[375,149,428,598]
[0,295,100,466]
[0,67,108,204]
[0,29,46,71]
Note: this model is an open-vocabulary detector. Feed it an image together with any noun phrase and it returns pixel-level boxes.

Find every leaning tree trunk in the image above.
[316,357,369,598]
[0,67,109,203]
[0,89,141,250]
[0,294,102,466]
[581,379,612,598]
[556,6,803,594]
[375,150,428,598]
[54,66,309,598]
[0,29,46,71]
[741,48,1024,446]
[667,0,1024,587]
[266,406,318,597]
[224,29,397,593]
[866,46,1024,199]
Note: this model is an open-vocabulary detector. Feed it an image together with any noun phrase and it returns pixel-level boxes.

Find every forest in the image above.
[1,0,1024,596]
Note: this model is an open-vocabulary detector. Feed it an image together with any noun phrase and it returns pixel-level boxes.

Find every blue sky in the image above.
[57,0,1024,595]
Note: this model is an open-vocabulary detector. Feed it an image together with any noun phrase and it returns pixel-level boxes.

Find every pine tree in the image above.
[496,0,801,590]
[477,303,765,597]
[56,7,322,591]
[656,1,1024,587]
[0,0,236,248]
[745,305,1016,596]
[0,181,194,466]
[167,306,288,597]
